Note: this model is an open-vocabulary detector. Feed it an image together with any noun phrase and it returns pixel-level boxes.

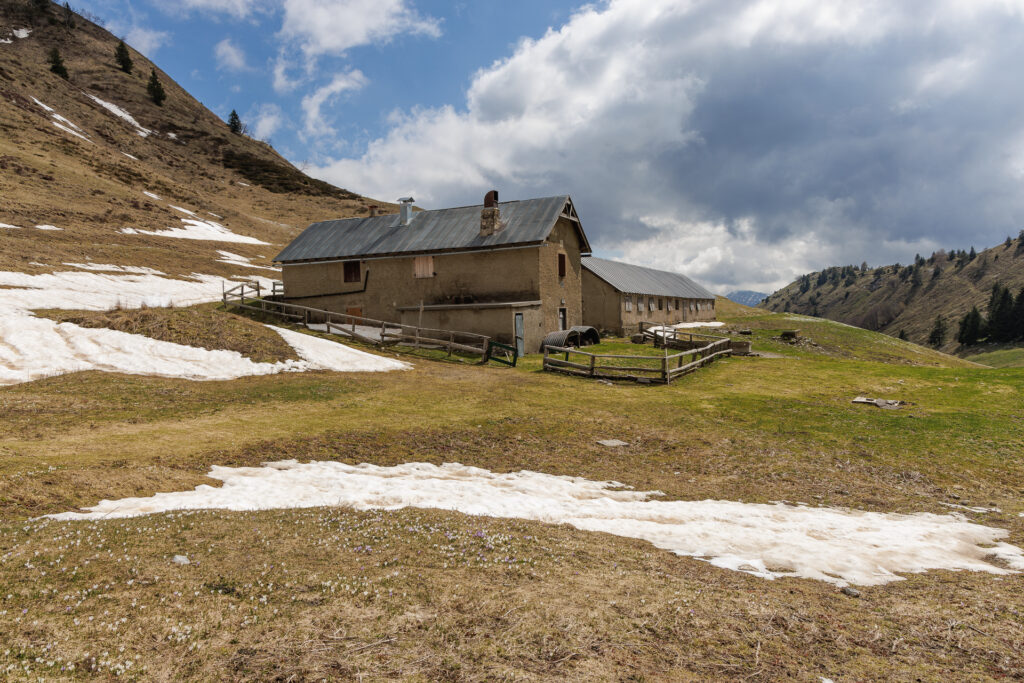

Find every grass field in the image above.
[963,345,1024,369]
[1,303,1022,680]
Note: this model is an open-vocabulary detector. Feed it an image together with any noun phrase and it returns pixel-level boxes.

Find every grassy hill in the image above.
[0,0,388,279]
[5,297,1023,679]
[760,237,1024,359]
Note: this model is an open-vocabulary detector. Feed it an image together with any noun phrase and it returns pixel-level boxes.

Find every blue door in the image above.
[514,312,525,356]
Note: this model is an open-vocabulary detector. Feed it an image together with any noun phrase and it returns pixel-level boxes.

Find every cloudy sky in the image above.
[76,0,1024,293]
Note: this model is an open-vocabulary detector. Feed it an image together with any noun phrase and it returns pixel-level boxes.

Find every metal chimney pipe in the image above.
[398,197,414,225]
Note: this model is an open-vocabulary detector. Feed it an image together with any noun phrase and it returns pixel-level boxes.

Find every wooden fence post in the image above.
[589,354,596,377]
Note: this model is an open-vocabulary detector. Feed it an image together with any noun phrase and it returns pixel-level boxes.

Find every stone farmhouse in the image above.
[275,192,718,352]
[274,192,591,353]
[581,256,716,336]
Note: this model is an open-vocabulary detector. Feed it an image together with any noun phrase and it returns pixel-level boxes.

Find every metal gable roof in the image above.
[581,256,716,300]
[275,195,590,263]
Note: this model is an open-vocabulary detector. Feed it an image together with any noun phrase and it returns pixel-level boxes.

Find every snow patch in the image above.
[237,182,250,187]
[167,132,177,140]
[674,321,725,329]
[86,94,152,137]
[169,205,197,216]
[143,191,161,200]
[0,38,11,44]
[13,28,30,39]
[35,224,62,231]
[126,218,268,245]
[33,98,91,143]
[63,262,165,275]
[45,461,1024,587]
[0,223,20,229]
[216,251,279,271]
[0,270,407,385]
[122,152,139,161]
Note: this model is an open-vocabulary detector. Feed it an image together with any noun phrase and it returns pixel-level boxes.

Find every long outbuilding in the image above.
[581,256,717,335]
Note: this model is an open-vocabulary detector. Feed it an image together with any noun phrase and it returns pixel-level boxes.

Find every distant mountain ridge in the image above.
[760,237,1024,353]
[725,290,768,307]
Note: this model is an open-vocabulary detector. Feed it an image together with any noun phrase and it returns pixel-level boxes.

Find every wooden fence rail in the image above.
[543,337,731,384]
[223,283,504,363]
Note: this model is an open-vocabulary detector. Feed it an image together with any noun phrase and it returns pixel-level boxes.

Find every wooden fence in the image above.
[542,337,731,384]
[223,282,501,362]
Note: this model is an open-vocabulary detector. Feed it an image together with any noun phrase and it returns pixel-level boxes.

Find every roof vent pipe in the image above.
[398,197,414,225]
[480,189,502,236]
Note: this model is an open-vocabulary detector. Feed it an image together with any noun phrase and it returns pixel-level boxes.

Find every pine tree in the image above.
[228,109,242,134]
[1014,287,1024,342]
[927,315,947,348]
[48,48,68,79]
[988,285,1015,343]
[114,40,133,74]
[957,307,983,346]
[898,329,908,341]
[968,246,977,261]
[147,69,166,106]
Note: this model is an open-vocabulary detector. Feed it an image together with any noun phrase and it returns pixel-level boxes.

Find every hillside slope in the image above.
[761,237,1024,354]
[0,0,388,280]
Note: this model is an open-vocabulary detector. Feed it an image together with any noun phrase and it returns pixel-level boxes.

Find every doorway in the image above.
[558,307,567,331]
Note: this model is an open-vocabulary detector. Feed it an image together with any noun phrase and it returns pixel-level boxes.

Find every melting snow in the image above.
[13,28,30,38]
[0,270,407,385]
[0,223,20,229]
[143,191,161,200]
[169,205,197,216]
[62,262,165,275]
[86,94,151,137]
[122,152,139,160]
[33,97,91,143]
[674,321,725,329]
[123,218,269,245]
[0,38,10,44]
[45,461,1024,587]
[216,250,279,271]
[167,132,178,140]
[35,224,62,231]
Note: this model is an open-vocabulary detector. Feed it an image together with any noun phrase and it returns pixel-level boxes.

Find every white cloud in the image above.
[250,103,284,140]
[280,0,441,58]
[175,0,267,18]
[272,55,301,93]
[123,26,169,56]
[301,70,368,136]
[311,0,1024,291]
[214,37,248,71]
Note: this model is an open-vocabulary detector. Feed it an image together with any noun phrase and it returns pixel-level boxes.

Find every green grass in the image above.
[963,345,1024,368]
[1,303,1022,679]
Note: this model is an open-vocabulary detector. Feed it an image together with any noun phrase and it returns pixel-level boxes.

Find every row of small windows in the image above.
[623,296,711,313]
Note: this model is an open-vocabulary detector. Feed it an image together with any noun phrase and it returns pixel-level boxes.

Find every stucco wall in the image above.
[581,270,622,332]
[398,304,545,351]
[282,246,540,321]
[620,295,716,334]
[537,217,584,332]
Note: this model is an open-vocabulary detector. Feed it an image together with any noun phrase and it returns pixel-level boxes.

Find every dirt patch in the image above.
[37,304,300,363]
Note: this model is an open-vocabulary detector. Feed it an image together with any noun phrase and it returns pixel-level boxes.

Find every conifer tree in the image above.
[988,285,1016,343]
[968,246,977,261]
[146,68,166,106]
[228,109,242,134]
[1014,287,1024,342]
[47,48,68,79]
[927,315,947,348]
[898,329,908,341]
[957,307,983,346]
[114,40,133,74]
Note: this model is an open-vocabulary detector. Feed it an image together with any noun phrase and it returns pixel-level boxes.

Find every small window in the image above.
[658,298,663,310]
[676,299,681,310]
[343,260,361,283]
[624,296,632,312]
[558,307,567,330]
[648,298,655,312]
[413,255,434,278]
[667,299,672,311]
[557,253,567,278]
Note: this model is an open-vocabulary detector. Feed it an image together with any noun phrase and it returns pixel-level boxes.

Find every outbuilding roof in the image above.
[275,195,590,263]
[581,256,716,300]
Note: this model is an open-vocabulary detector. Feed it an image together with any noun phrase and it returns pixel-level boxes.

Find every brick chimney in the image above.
[480,190,503,236]
[368,205,378,217]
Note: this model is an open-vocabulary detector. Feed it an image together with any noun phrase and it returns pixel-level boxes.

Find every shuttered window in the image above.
[558,253,567,278]
[413,255,434,278]
[624,296,632,312]
[648,298,655,312]
[343,261,360,283]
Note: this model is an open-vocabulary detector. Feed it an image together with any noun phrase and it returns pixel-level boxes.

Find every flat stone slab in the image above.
[597,439,629,447]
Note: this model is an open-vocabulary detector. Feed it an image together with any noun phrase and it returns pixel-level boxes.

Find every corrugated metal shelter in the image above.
[580,257,717,335]
[275,196,591,263]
